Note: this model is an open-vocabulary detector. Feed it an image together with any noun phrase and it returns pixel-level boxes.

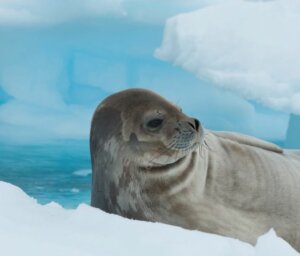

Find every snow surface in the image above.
[156,0,300,114]
[0,181,299,256]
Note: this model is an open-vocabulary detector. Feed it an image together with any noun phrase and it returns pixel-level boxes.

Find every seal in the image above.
[90,88,300,251]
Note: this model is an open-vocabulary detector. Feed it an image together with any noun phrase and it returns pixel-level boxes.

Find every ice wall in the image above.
[0,0,290,144]
[0,19,162,143]
[285,115,300,149]
[0,0,223,26]
[0,0,125,25]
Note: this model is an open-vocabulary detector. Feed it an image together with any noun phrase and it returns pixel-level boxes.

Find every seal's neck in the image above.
[139,154,187,173]
[138,146,209,197]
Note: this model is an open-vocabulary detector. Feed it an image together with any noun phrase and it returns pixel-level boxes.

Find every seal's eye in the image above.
[146,118,163,129]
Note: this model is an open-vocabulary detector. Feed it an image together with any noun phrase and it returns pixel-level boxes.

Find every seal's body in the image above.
[90,88,300,251]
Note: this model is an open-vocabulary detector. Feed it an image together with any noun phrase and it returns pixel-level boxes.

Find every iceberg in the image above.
[0,0,292,144]
[0,0,125,26]
[286,114,300,148]
[156,0,300,146]
[156,0,300,114]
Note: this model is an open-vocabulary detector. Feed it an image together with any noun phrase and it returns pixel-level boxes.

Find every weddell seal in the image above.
[90,88,300,251]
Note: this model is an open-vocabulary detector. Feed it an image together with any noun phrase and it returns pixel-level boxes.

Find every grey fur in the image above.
[90,88,300,251]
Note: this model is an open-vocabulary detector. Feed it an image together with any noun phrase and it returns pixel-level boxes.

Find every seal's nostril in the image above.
[184,119,200,131]
[194,119,200,131]
[187,119,200,131]
[188,121,195,130]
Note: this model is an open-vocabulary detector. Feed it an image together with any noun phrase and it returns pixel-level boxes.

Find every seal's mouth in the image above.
[139,154,187,173]
[139,140,200,173]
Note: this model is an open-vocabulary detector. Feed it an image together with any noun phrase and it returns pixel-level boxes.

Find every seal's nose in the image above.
[188,118,200,131]
[194,118,200,131]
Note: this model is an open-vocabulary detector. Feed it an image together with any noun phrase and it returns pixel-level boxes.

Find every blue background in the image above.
[0,6,292,207]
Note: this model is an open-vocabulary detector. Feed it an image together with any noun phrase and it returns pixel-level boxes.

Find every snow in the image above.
[0,181,299,256]
[156,0,300,114]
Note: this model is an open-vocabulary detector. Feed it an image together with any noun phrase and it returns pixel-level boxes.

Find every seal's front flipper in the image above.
[212,131,283,154]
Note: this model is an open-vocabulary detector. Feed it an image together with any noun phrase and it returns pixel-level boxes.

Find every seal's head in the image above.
[90,88,204,215]
[92,88,203,168]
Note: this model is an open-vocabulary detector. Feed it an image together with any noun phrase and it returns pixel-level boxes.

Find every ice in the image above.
[0,0,290,144]
[0,0,220,26]
[73,169,92,177]
[156,0,300,114]
[285,114,300,149]
[71,188,80,193]
[0,181,299,256]
[123,0,221,24]
[72,52,128,93]
[0,0,125,26]
[135,64,289,141]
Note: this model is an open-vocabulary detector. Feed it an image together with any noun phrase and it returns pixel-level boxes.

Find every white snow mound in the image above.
[0,181,299,256]
[156,0,300,114]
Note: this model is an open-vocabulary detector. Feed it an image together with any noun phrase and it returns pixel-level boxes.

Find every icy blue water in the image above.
[0,138,286,209]
[0,140,91,208]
